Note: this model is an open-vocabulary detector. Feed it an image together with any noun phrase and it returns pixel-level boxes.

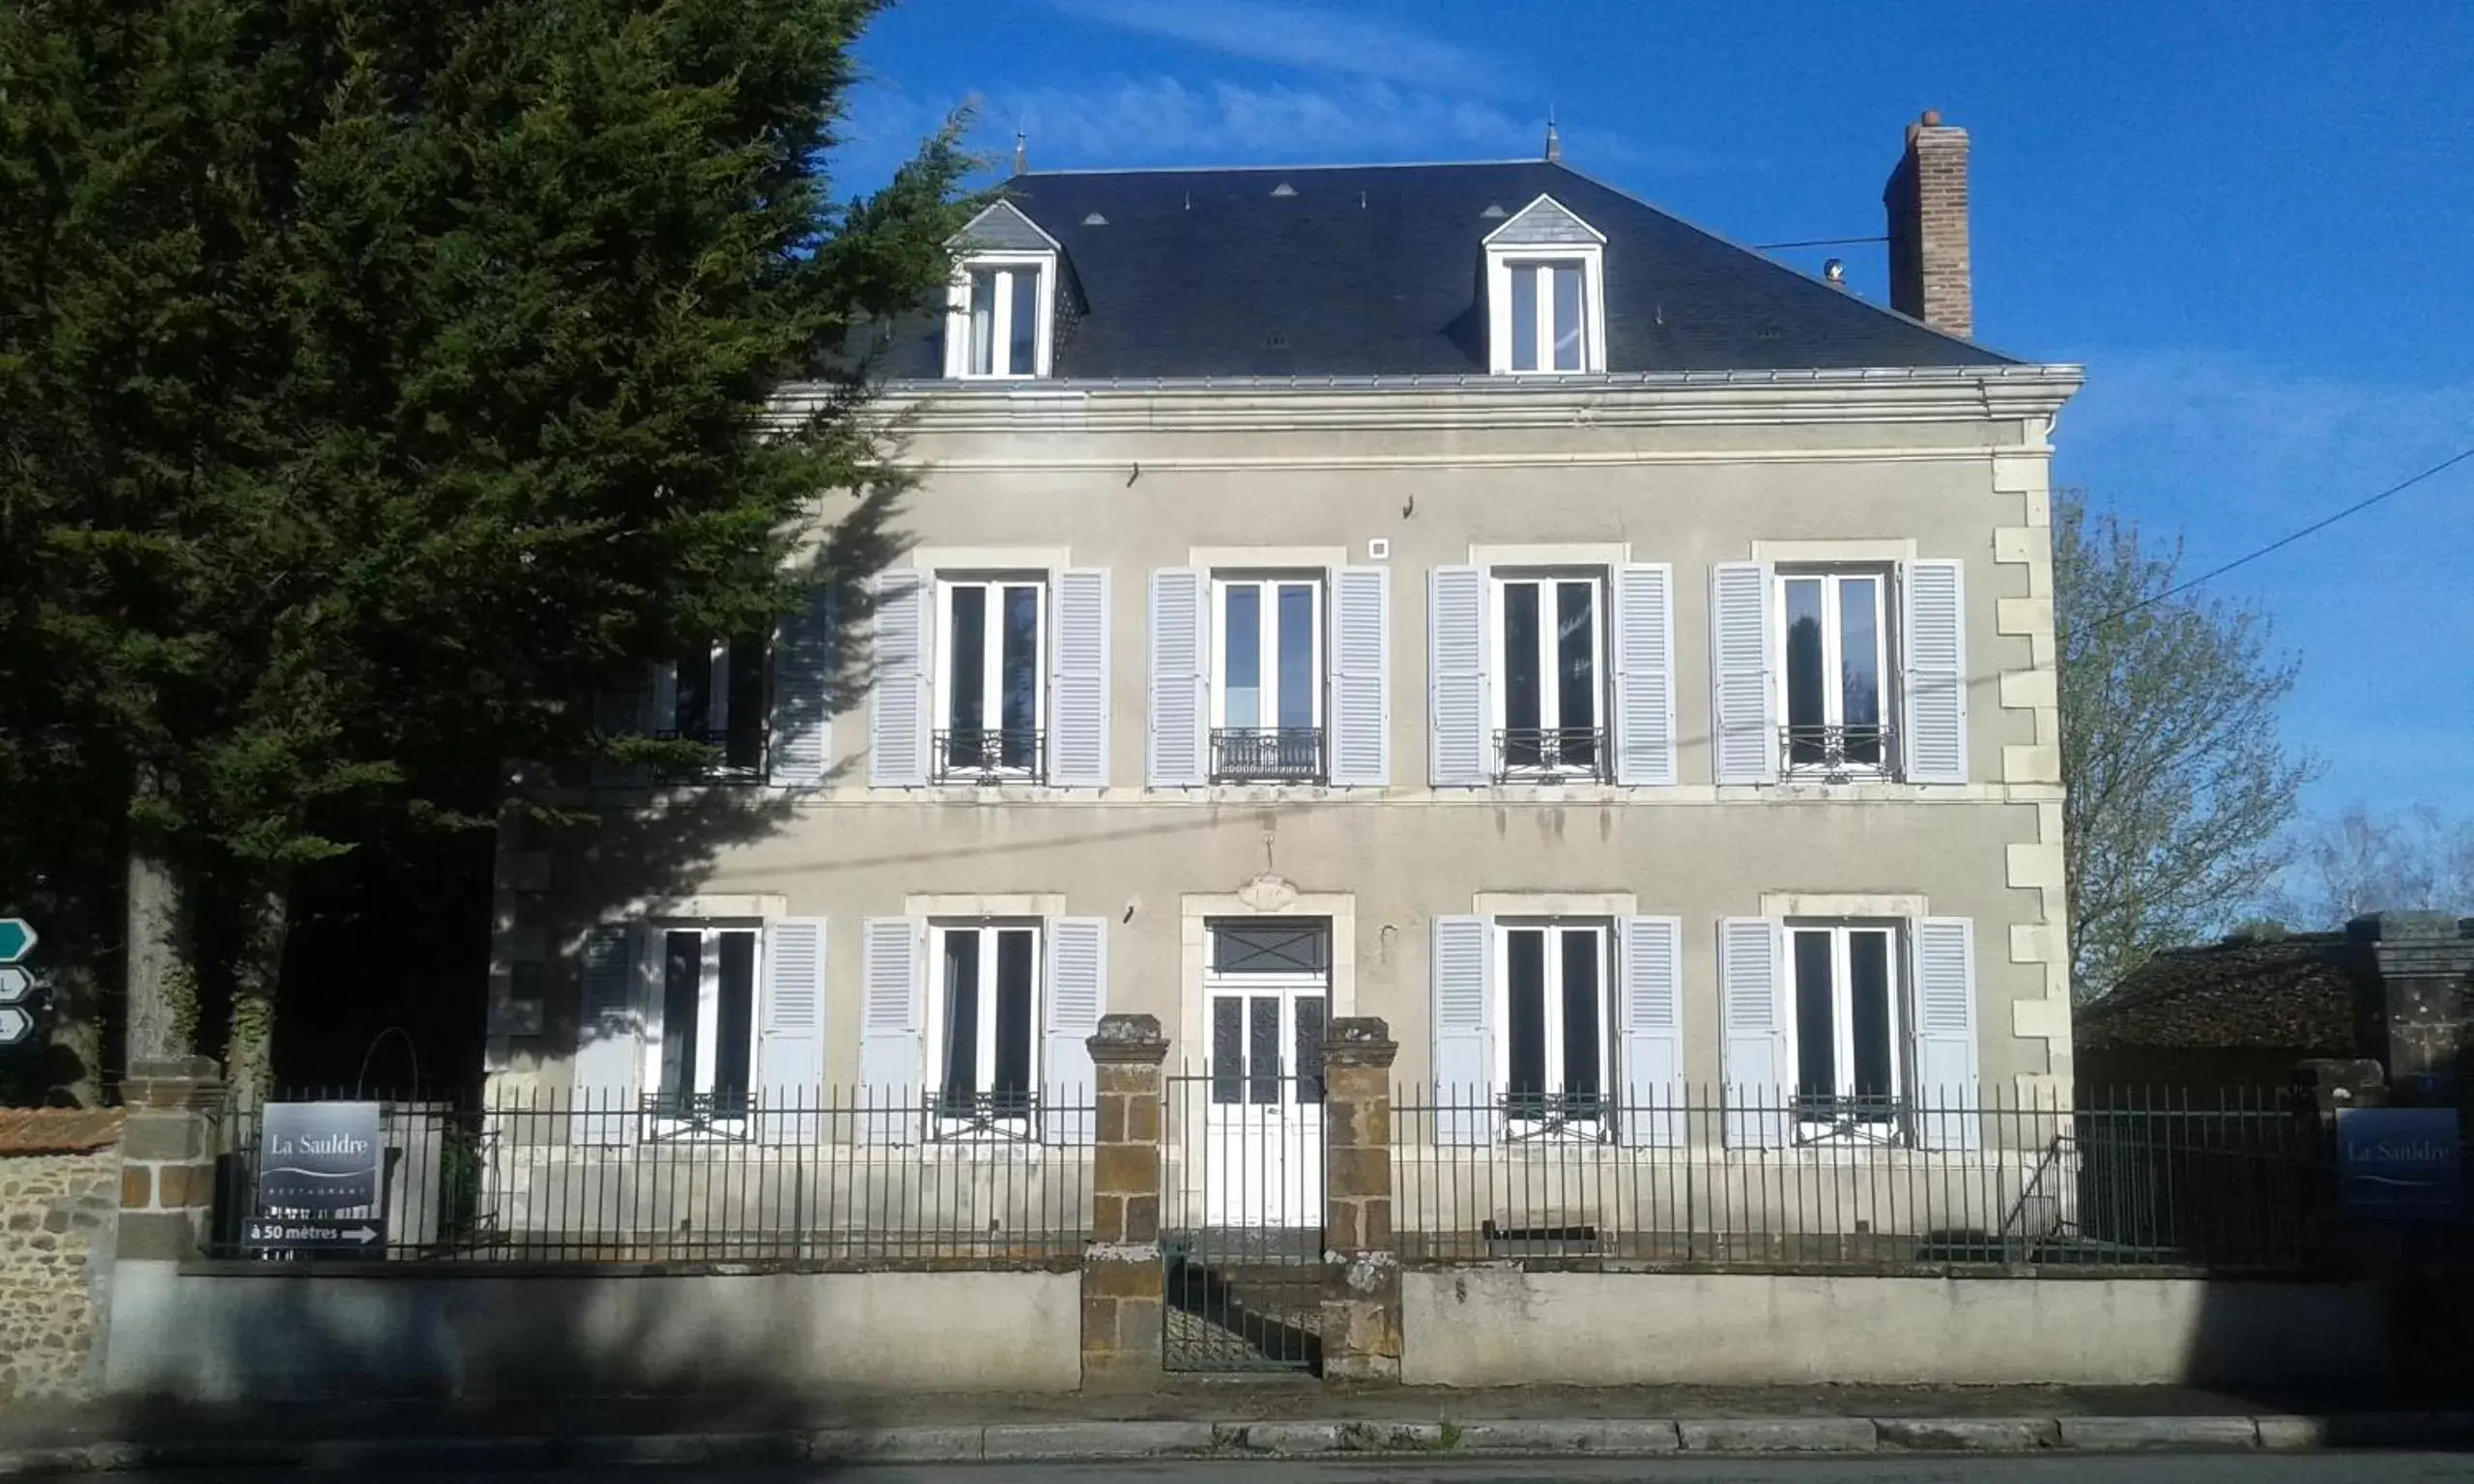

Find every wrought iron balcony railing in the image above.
[1779,723,1892,783]
[931,1088,1041,1141]
[1210,727,1326,784]
[1501,1090,1611,1140]
[652,725,767,782]
[1492,727,1608,783]
[932,727,1045,785]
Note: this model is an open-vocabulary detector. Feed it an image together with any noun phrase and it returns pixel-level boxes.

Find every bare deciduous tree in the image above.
[2057,492,2318,1000]
[2281,804,2474,926]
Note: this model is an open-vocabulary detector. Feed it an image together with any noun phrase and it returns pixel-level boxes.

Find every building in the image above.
[481,112,2083,1236]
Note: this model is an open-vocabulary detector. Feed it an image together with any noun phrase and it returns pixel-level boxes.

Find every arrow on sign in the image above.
[0,919,33,964]
[0,967,28,1005]
[0,1006,31,1047]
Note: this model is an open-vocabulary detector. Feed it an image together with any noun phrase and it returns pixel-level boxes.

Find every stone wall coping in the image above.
[0,1108,126,1156]
[1324,1017,1399,1070]
[1088,1013,1170,1066]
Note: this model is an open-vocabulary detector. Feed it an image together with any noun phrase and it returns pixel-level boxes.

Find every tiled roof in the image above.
[862,160,2017,381]
[2076,935,2373,1055]
[0,1107,125,1156]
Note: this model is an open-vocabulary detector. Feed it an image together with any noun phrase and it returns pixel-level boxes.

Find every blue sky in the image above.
[835,0,2474,820]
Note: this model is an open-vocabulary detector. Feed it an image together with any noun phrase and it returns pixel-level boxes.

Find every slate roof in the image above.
[2076,935,2375,1055]
[865,160,2016,381]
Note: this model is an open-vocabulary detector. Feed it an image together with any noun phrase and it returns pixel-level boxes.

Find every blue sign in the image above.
[2337,1107,2465,1220]
[0,919,34,964]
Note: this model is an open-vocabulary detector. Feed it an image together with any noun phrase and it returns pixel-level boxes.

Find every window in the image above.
[1778,569,1891,781]
[1205,920,1331,1107]
[1497,921,1609,1135]
[929,922,1040,1138]
[935,576,1044,783]
[1491,572,1604,780]
[1788,923,1904,1139]
[658,636,766,777]
[1211,575,1323,782]
[647,923,761,1128]
[1507,261,1587,372]
[945,258,1050,379]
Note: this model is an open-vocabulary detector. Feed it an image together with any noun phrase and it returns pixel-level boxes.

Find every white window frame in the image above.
[932,573,1049,781]
[1492,918,1613,1140]
[1484,252,1606,375]
[943,252,1054,380]
[652,635,766,775]
[925,920,1044,1141]
[1488,569,1607,780]
[1773,567,1896,781]
[1209,571,1325,727]
[641,920,764,1139]
[1782,920,1908,1146]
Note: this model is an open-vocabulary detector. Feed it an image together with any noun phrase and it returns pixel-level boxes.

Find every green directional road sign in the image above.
[0,919,34,963]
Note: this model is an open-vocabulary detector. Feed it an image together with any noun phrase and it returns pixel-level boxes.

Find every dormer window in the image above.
[1483,195,1607,376]
[943,201,1060,380]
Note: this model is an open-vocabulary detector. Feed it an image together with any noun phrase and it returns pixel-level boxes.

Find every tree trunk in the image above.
[221,868,293,1106]
[123,780,195,1069]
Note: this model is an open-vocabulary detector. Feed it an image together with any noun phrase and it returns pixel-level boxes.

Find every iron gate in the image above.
[1162,1070,1325,1372]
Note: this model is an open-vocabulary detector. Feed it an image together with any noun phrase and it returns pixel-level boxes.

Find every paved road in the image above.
[58,1457,2474,1483]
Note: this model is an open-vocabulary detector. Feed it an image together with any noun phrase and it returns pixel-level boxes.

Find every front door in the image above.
[1200,920,1329,1228]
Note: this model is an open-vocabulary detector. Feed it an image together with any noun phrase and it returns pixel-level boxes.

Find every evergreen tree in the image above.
[0,0,968,1098]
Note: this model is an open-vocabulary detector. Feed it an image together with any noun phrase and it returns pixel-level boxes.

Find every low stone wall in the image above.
[105,1263,1081,1400]
[0,1110,125,1400]
[1401,1266,2391,1387]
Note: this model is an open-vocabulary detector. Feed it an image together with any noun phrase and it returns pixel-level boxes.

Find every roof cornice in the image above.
[777,364,2084,436]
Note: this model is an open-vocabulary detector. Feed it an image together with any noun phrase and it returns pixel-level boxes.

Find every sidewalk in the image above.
[5,1383,2473,1474]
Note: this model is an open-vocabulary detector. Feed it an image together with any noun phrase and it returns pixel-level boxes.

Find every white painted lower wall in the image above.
[1402,1268,2389,1387]
[104,1264,1079,1400]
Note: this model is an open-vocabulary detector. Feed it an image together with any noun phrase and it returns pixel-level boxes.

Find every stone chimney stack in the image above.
[1883,109,1972,339]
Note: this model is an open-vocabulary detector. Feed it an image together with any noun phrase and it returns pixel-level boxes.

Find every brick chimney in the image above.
[1883,109,1971,339]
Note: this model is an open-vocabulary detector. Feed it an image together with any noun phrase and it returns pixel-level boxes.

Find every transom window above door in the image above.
[1492,572,1605,782]
[1778,569,1891,782]
[930,921,1041,1139]
[1205,919,1331,1107]
[935,576,1045,784]
[1497,920,1610,1137]
[1212,575,1323,783]
[647,923,761,1129]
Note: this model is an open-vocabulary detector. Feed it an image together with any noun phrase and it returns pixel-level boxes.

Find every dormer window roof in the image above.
[943,201,1059,379]
[1482,193,1607,375]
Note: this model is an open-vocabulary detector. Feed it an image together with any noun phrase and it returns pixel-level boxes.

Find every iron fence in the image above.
[1393,1084,2330,1273]
[208,1088,1092,1265]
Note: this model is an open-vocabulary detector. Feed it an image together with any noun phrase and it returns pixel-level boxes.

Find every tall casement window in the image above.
[935,576,1045,782]
[1482,194,1608,376]
[647,923,761,1125]
[940,203,1057,379]
[1212,574,1323,782]
[1491,571,1604,781]
[964,264,1042,376]
[658,636,767,777]
[930,922,1041,1138]
[1506,261,1588,372]
[1497,920,1610,1135]
[1788,922,1903,1137]
[1778,568,1891,781]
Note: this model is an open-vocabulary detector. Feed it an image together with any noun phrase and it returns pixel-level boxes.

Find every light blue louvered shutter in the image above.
[868,572,928,787]
[571,925,643,1147]
[1710,562,1775,785]
[1042,917,1107,1146]
[1430,915,1493,1146]
[1719,916,1787,1149]
[757,918,827,1143]
[1613,564,1677,785]
[769,585,834,785]
[1050,569,1110,787]
[1146,569,1208,787]
[858,917,923,1145]
[1618,917,1684,1148]
[1428,566,1489,786]
[1327,566,1390,786]
[1912,917,1982,1151]
[1899,559,1968,785]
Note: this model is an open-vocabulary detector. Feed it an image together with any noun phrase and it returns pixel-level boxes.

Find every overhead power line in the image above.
[2092,442,2474,627]
[1750,234,1889,250]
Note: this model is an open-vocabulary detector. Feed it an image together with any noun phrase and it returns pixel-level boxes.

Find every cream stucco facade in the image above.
[484,367,2082,1148]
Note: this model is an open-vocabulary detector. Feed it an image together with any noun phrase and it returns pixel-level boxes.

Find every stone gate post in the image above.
[1080,1013,1168,1388]
[116,1057,227,1261]
[1320,1016,1400,1384]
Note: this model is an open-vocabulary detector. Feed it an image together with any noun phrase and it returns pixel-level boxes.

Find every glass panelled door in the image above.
[1200,921,1330,1227]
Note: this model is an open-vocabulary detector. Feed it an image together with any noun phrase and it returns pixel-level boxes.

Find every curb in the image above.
[6,1411,2474,1475]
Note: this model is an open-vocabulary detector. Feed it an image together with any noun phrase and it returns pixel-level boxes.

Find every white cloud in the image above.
[1048,0,1506,96]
